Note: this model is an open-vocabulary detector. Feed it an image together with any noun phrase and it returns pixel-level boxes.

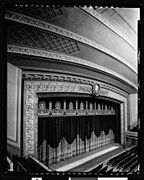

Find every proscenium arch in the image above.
[23,73,127,157]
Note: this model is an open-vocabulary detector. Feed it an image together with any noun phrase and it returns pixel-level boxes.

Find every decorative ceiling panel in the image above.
[83,7,137,50]
[5,10,137,73]
[7,21,80,55]
[8,6,63,21]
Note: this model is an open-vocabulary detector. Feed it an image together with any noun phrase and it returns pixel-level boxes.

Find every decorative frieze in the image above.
[38,103,116,118]
[5,10,137,73]
[25,81,92,94]
[23,73,129,98]
[7,45,137,89]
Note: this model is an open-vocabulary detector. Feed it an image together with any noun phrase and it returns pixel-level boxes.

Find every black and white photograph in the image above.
[0,3,141,179]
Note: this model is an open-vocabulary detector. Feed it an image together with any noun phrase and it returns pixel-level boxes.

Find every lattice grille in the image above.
[8,6,63,21]
[7,21,80,55]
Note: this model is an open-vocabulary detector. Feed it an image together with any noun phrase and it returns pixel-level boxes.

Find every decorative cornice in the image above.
[23,73,92,85]
[7,44,137,90]
[22,73,128,98]
[5,10,137,73]
[79,7,136,51]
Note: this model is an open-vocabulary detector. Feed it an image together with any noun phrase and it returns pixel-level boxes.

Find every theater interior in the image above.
[5,6,139,174]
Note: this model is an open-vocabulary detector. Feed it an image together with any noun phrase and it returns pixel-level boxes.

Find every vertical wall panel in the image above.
[127,93,138,129]
[7,62,22,154]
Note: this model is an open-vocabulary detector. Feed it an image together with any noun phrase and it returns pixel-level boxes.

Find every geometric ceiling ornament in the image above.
[5,10,137,74]
[7,6,64,22]
[7,21,80,55]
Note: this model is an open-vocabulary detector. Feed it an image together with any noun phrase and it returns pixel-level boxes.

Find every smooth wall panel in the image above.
[7,62,22,149]
[127,93,138,129]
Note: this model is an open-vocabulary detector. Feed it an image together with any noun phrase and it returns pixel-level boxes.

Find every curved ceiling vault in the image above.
[6,6,139,94]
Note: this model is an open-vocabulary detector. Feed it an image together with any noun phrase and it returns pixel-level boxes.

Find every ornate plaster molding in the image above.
[5,10,137,73]
[23,73,128,98]
[23,78,127,156]
[25,81,92,94]
[7,45,137,90]
[120,103,124,144]
[79,6,136,50]
[7,21,80,55]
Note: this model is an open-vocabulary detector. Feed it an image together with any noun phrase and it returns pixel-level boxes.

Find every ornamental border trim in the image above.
[7,44,137,90]
[22,73,128,98]
[5,10,137,73]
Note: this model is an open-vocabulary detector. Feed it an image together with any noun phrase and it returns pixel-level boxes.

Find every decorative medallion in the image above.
[93,83,101,96]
